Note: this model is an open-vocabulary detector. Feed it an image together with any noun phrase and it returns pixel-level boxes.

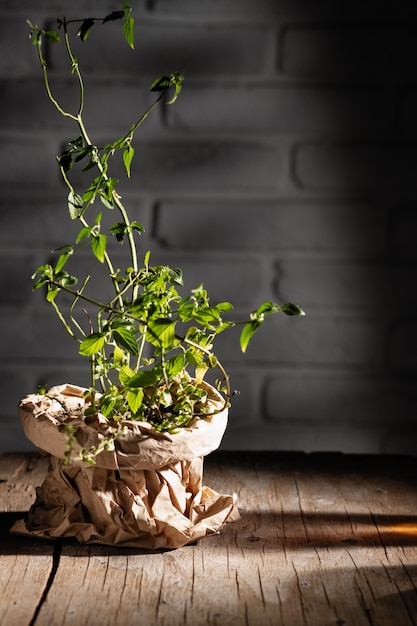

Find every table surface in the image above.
[1,450,417,626]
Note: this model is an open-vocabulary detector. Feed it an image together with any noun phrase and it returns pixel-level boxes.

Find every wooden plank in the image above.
[204,452,417,626]
[1,451,417,625]
[0,453,54,626]
[0,452,49,512]
[293,454,417,626]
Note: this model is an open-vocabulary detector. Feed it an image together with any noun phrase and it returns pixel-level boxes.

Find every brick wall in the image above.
[1,0,417,454]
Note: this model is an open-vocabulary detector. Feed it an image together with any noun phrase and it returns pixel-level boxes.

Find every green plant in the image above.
[27,6,304,456]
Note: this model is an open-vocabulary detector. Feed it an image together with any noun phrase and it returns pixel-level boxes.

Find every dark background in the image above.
[1,0,417,454]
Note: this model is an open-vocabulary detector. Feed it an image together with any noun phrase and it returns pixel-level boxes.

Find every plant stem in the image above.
[35,38,78,121]
[61,27,127,312]
[50,299,80,343]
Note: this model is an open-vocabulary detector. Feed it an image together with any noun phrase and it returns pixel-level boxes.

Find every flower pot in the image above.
[12,383,238,549]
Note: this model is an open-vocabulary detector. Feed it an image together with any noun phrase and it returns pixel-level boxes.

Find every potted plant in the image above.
[12,5,304,549]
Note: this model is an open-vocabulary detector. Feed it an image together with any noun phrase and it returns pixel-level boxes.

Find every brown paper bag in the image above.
[11,383,239,549]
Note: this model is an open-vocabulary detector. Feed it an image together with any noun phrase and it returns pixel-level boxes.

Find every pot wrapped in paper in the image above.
[12,383,238,549]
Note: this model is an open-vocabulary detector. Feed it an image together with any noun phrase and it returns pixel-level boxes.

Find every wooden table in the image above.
[1,450,417,626]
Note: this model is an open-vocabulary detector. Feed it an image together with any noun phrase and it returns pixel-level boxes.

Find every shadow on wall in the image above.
[151,12,417,454]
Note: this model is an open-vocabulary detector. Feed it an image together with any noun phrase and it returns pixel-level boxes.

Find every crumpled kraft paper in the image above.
[11,383,239,549]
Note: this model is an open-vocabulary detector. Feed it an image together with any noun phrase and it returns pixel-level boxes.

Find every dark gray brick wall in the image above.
[1,1,417,454]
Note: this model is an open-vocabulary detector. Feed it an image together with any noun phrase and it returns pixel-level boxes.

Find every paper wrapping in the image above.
[11,383,239,549]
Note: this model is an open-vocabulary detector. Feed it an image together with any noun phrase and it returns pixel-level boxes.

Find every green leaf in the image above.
[113,327,139,356]
[127,369,160,389]
[113,346,125,366]
[99,178,118,209]
[57,150,73,172]
[191,308,221,325]
[103,11,125,24]
[82,159,97,172]
[55,247,73,273]
[166,73,184,105]
[110,220,144,243]
[123,145,135,178]
[31,29,41,46]
[207,354,218,368]
[165,354,186,378]
[79,333,106,356]
[109,222,127,242]
[215,301,234,313]
[32,277,47,292]
[56,271,77,288]
[185,348,204,367]
[253,301,281,318]
[45,29,60,43]
[69,136,84,149]
[160,388,173,407]
[240,321,262,353]
[131,221,144,235]
[75,145,94,162]
[68,192,84,219]
[127,388,144,413]
[109,316,131,329]
[91,235,107,263]
[76,226,92,243]
[46,287,59,302]
[169,267,183,285]
[150,73,184,103]
[195,364,208,385]
[281,302,305,316]
[150,76,172,92]
[106,177,119,193]
[119,365,135,385]
[147,318,177,349]
[98,391,119,417]
[100,195,114,210]
[82,185,97,204]
[123,11,134,49]
[77,19,95,42]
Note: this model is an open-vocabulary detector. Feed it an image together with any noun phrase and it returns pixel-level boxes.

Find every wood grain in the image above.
[1,451,417,625]
[0,453,53,626]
